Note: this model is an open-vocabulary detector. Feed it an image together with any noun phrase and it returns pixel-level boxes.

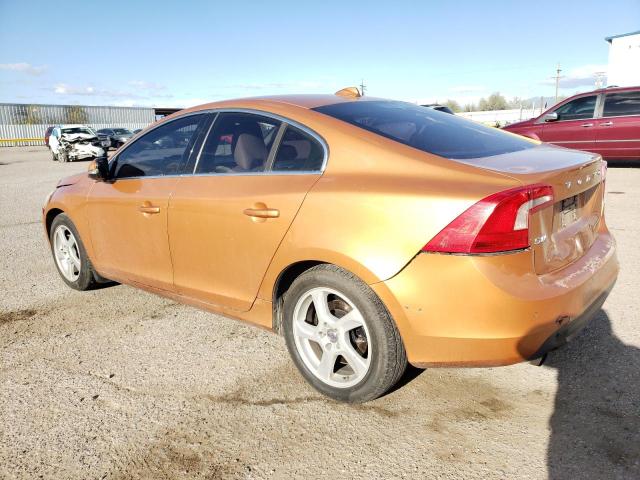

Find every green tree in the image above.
[443,99,462,113]
[463,103,477,112]
[478,92,508,111]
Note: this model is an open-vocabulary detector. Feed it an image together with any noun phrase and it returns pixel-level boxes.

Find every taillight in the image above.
[422,184,554,254]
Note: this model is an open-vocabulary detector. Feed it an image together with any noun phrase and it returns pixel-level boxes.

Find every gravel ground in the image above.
[1,146,638,480]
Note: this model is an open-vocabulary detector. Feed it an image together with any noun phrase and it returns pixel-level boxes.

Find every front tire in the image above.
[51,149,58,161]
[49,214,99,291]
[58,150,68,163]
[282,264,407,403]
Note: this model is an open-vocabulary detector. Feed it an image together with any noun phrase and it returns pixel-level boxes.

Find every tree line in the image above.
[440,93,566,113]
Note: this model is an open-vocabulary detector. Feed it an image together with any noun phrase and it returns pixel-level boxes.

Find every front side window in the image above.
[314,100,534,160]
[113,114,205,178]
[553,95,597,121]
[272,125,324,172]
[603,91,640,117]
[196,113,281,174]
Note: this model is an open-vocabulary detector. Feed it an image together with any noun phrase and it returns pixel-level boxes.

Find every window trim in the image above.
[108,111,210,181]
[109,108,329,179]
[602,91,640,119]
[190,108,328,177]
[535,94,602,124]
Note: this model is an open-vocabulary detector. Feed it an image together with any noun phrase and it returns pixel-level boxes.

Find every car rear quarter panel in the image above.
[256,118,523,301]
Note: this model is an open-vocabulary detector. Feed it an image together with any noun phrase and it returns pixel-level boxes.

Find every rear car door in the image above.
[595,90,640,160]
[168,111,326,311]
[86,113,208,290]
[540,95,598,152]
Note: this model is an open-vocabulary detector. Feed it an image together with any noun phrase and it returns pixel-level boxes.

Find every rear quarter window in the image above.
[313,100,534,160]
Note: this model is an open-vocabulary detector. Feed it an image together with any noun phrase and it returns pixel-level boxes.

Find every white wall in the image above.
[608,33,640,87]
[457,108,540,126]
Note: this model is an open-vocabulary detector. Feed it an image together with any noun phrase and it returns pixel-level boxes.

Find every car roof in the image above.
[59,124,91,128]
[186,94,387,113]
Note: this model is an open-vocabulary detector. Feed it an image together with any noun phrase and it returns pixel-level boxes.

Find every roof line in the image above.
[605,30,640,42]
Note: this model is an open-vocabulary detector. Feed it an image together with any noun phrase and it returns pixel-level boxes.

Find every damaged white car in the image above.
[49,125,108,162]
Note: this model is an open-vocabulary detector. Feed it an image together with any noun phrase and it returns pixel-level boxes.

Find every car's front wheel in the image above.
[49,214,100,290]
[51,149,57,161]
[283,264,407,403]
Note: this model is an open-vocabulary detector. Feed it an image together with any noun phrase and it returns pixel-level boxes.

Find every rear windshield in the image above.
[313,100,534,159]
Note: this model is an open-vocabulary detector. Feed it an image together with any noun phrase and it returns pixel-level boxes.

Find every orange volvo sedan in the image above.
[43,89,618,402]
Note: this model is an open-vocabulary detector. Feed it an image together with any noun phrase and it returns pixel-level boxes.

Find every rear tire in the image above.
[282,264,407,403]
[49,213,99,291]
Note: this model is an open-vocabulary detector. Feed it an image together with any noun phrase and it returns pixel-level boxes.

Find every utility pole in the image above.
[359,79,366,96]
[553,64,563,102]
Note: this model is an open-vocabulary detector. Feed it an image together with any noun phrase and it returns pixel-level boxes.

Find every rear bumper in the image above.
[371,231,619,367]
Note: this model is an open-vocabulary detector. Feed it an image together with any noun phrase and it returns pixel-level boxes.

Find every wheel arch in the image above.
[45,208,65,238]
[271,260,326,334]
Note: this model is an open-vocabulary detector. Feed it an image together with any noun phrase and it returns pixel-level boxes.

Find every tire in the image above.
[282,264,407,403]
[49,213,100,291]
[51,149,58,161]
[58,150,68,163]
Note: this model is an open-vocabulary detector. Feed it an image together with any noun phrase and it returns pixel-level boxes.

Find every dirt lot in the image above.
[1,146,638,479]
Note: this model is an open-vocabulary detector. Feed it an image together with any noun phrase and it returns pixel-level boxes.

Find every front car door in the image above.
[86,113,208,290]
[539,94,599,152]
[595,89,640,160]
[169,111,326,311]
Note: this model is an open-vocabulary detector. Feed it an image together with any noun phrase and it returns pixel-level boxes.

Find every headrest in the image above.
[234,133,267,171]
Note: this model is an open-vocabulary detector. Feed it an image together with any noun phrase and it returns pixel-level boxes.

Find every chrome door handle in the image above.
[138,202,160,214]
[581,123,594,128]
[243,207,280,218]
[599,121,614,126]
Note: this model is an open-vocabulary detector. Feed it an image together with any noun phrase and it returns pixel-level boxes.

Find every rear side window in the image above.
[603,91,640,117]
[114,114,205,178]
[196,112,281,174]
[272,125,324,172]
[313,101,534,160]
[553,95,597,121]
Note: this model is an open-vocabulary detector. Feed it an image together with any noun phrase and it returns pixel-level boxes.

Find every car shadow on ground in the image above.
[540,310,639,478]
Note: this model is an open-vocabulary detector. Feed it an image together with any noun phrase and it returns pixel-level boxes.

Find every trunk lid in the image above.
[460,145,604,274]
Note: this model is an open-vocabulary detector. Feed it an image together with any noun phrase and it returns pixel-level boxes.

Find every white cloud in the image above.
[0,62,47,76]
[52,83,145,99]
[128,80,166,90]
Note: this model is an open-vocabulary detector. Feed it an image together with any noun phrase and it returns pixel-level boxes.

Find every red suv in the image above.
[503,86,640,161]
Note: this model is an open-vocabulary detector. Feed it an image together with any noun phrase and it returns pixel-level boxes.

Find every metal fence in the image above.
[0,103,157,146]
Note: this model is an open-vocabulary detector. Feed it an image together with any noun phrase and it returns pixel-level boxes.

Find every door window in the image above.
[603,91,640,117]
[196,113,281,174]
[113,114,205,178]
[552,96,597,121]
[271,125,324,172]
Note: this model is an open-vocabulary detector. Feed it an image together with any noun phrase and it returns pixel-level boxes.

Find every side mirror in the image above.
[543,112,558,122]
[88,156,110,181]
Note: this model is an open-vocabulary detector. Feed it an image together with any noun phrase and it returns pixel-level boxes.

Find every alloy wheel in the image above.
[292,287,371,388]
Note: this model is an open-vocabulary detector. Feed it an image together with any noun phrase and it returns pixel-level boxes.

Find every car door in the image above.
[169,111,326,311]
[86,113,208,290]
[540,94,598,152]
[595,90,640,160]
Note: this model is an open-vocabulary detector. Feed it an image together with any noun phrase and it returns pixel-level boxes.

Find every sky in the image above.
[0,0,638,108]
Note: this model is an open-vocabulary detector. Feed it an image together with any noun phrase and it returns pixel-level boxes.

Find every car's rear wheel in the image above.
[49,214,99,291]
[283,264,407,403]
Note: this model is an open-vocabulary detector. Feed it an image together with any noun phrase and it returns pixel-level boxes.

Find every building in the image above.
[606,30,640,87]
[0,103,181,146]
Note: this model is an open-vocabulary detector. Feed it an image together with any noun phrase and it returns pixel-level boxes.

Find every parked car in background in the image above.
[422,103,455,114]
[44,126,56,146]
[96,128,134,149]
[49,125,106,162]
[43,91,617,403]
[503,86,640,160]
[133,128,143,134]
